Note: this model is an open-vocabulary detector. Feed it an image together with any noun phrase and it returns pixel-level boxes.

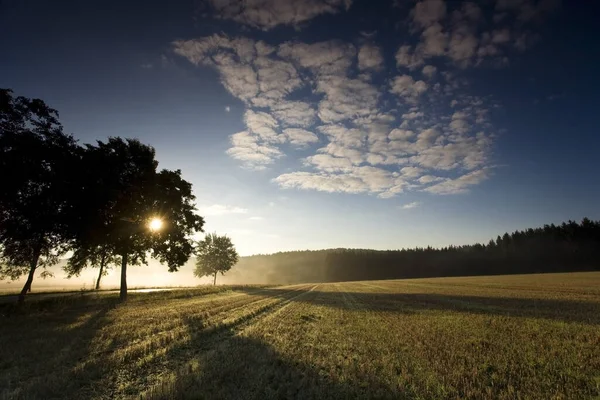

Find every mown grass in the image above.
[1,273,599,399]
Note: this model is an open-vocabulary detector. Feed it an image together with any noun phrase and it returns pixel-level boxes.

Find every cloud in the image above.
[422,65,437,79]
[400,201,421,209]
[273,166,405,198]
[358,44,384,71]
[412,0,447,28]
[271,101,317,127]
[200,0,353,31]
[395,45,425,70]
[199,204,249,216]
[417,175,444,184]
[316,75,380,122]
[390,75,428,103]
[278,40,356,75]
[226,131,283,169]
[423,168,489,194]
[249,216,264,221]
[174,2,557,198]
[283,128,319,147]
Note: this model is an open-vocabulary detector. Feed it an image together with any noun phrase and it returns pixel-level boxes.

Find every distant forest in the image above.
[225,219,600,284]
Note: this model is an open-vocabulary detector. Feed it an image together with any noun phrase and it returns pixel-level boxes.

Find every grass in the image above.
[1,272,599,399]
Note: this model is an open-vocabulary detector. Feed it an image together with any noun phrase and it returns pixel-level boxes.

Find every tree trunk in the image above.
[95,253,106,290]
[18,249,40,304]
[213,271,217,286]
[120,253,128,302]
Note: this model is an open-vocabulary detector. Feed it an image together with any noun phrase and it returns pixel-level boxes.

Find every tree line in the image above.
[228,219,600,284]
[0,89,237,303]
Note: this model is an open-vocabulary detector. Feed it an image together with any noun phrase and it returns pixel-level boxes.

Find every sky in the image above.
[1,0,600,260]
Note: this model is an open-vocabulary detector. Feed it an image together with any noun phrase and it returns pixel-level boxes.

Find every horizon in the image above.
[2,0,600,288]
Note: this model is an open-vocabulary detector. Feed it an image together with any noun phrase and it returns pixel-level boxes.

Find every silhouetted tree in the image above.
[194,233,239,285]
[0,89,79,303]
[63,245,117,290]
[70,138,205,301]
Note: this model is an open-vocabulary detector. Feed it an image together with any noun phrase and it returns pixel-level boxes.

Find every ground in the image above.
[1,272,599,399]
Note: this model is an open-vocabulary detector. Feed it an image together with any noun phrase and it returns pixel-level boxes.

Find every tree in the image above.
[63,245,118,290]
[0,89,79,303]
[194,233,239,285]
[70,137,205,301]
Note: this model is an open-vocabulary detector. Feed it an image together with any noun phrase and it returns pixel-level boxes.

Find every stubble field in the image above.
[1,272,599,399]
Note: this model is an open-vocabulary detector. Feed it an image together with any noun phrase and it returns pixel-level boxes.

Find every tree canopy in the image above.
[194,233,239,285]
[0,89,80,303]
[1,89,205,302]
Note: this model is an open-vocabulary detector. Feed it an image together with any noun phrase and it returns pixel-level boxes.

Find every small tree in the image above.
[194,233,239,285]
[63,245,118,290]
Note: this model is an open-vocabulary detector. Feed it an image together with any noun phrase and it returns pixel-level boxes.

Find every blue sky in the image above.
[1,0,599,257]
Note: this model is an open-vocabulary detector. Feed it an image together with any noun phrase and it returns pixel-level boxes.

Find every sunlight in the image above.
[148,217,163,232]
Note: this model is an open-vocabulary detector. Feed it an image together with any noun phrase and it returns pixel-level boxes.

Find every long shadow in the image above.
[144,315,410,399]
[237,287,600,325]
[0,296,118,399]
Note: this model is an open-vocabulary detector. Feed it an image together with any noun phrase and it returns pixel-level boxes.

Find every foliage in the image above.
[1,89,205,301]
[226,219,600,284]
[68,137,205,300]
[63,245,118,289]
[0,89,79,301]
[0,273,598,399]
[194,233,239,284]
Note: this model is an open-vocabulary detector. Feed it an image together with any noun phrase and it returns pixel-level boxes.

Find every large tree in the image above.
[70,137,205,301]
[0,89,79,303]
[194,233,239,285]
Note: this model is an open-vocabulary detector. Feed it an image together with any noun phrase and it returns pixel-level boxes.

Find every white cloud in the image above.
[200,204,249,216]
[244,110,284,143]
[283,128,319,147]
[400,201,421,209]
[422,65,437,79]
[389,129,415,141]
[358,43,384,71]
[249,216,264,221]
[201,0,353,31]
[420,23,448,57]
[402,111,424,120]
[390,75,428,103]
[395,45,425,70]
[423,168,489,194]
[226,131,284,169]
[305,153,354,172]
[413,0,447,28]
[316,76,380,122]
[271,101,317,127]
[175,1,556,199]
[225,106,231,112]
[448,24,478,67]
[274,165,405,197]
[417,175,444,184]
[278,40,356,76]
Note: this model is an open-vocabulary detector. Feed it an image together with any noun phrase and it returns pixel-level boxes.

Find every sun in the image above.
[148,217,163,232]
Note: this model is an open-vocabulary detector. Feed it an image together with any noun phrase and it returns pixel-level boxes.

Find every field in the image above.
[1,272,599,399]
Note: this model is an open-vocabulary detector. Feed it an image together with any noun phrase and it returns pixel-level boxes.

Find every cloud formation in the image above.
[400,201,421,209]
[175,0,557,198]
[199,204,249,216]
[200,0,353,31]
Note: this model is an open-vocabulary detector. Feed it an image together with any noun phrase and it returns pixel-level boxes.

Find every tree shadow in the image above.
[237,287,600,325]
[144,315,409,400]
[0,296,118,399]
